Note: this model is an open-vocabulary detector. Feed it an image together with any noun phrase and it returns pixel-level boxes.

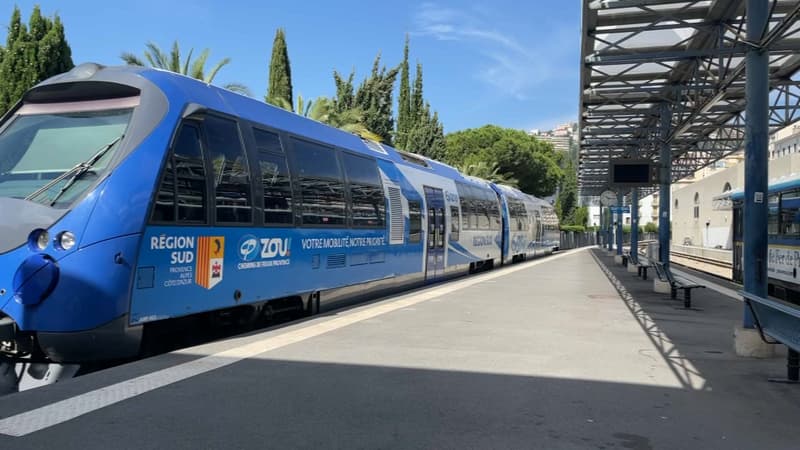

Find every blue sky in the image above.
[14,1,579,133]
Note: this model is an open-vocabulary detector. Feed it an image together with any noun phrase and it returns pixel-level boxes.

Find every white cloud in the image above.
[412,2,572,99]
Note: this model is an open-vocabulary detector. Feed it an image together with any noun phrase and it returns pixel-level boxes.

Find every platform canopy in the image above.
[579,0,800,198]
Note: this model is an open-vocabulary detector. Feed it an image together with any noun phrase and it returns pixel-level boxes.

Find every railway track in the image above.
[670,250,733,280]
[670,251,732,270]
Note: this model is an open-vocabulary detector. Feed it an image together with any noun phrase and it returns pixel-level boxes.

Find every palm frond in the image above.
[308,97,332,122]
[120,52,144,66]
[223,83,252,97]
[169,41,181,73]
[341,124,383,142]
[190,49,210,80]
[266,95,293,111]
[205,56,231,83]
[144,41,168,69]
[181,48,194,76]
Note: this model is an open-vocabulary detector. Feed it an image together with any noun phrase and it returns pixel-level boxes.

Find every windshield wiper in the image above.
[26,135,124,206]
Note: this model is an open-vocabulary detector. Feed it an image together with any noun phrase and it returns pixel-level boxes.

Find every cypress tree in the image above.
[411,62,424,122]
[333,69,356,113]
[396,35,411,150]
[354,54,398,144]
[6,7,23,43]
[37,15,73,81]
[0,6,73,115]
[403,62,446,158]
[266,28,293,110]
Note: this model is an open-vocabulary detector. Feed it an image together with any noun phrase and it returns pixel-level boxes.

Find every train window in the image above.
[450,206,460,241]
[291,138,346,226]
[487,193,500,230]
[437,208,445,248]
[428,208,436,249]
[780,190,800,237]
[768,194,780,236]
[258,152,293,225]
[204,116,252,224]
[151,123,207,224]
[509,199,529,231]
[478,195,491,229]
[468,197,479,230]
[458,194,471,230]
[459,198,470,230]
[409,201,422,243]
[253,128,283,153]
[343,153,385,228]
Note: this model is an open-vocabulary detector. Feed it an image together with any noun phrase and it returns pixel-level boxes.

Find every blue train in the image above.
[731,175,800,303]
[0,64,559,364]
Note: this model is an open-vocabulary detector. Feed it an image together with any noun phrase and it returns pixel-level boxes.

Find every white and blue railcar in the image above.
[0,64,557,364]
[493,184,560,264]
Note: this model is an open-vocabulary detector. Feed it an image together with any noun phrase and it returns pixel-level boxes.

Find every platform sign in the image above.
[610,206,630,214]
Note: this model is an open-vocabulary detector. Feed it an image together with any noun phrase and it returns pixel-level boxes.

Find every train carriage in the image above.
[731,175,800,303]
[0,64,556,366]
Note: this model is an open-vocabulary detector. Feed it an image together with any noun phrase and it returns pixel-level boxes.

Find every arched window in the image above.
[693,193,700,219]
[723,182,732,193]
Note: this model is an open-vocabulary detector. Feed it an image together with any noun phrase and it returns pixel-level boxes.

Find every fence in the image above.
[559,231,660,251]
[559,231,599,250]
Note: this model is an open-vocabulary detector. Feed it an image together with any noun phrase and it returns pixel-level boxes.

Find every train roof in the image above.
[28,64,542,198]
[726,173,800,201]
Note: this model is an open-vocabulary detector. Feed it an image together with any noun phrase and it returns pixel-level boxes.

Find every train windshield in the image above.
[0,108,132,208]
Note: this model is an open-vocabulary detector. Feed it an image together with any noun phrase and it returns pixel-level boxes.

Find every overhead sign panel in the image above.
[609,159,657,187]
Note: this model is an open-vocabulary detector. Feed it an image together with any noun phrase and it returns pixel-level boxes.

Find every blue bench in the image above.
[628,252,652,280]
[653,262,705,308]
[742,291,800,383]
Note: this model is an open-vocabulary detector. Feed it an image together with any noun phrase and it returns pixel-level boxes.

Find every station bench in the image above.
[628,252,653,280]
[653,262,705,308]
[742,291,800,383]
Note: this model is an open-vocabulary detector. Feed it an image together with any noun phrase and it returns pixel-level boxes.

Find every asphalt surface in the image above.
[0,247,798,449]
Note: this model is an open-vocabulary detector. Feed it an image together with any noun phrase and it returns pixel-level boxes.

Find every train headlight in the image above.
[56,231,76,251]
[29,229,50,251]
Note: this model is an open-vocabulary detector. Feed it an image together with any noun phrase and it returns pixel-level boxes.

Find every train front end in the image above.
[0,64,172,363]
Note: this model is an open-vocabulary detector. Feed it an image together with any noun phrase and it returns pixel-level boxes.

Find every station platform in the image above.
[1,247,799,449]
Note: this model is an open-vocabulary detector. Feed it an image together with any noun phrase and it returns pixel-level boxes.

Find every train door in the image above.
[532,209,541,254]
[424,186,446,281]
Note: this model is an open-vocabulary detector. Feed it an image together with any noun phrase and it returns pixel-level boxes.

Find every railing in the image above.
[559,231,599,250]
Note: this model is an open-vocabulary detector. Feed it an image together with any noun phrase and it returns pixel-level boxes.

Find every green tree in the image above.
[572,206,589,227]
[396,35,412,150]
[406,101,446,160]
[289,94,381,142]
[411,62,424,120]
[445,125,563,197]
[265,28,293,109]
[353,54,399,144]
[0,6,74,115]
[456,159,518,187]
[121,41,250,95]
[333,69,356,112]
[555,159,579,223]
[402,62,446,158]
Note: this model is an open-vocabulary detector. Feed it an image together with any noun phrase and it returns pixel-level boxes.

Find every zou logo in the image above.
[260,238,291,259]
[238,235,259,262]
